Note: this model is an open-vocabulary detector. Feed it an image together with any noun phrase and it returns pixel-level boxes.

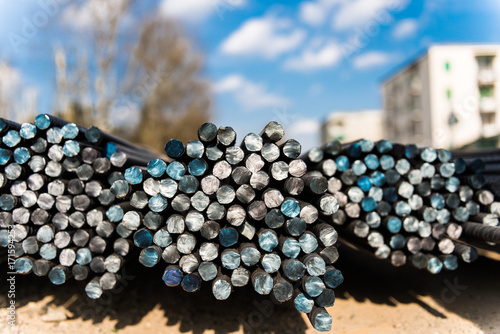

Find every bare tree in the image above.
[92,0,131,130]
[125,17,212,150]
[53,0,212,152]
[54,0,131,130]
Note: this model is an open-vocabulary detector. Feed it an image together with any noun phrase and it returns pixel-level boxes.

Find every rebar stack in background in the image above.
[1,114,499,332]
[312,139,500,273]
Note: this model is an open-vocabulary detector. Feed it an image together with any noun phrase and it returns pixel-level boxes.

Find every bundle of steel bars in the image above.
[1,114,499,332]
[0,115,158,289]
[315,139,500,272]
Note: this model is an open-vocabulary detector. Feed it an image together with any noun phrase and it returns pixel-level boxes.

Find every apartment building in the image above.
[321,109,383,144]
[383,44,500,149]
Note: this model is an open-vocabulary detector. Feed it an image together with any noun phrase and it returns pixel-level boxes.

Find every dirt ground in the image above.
[1,245,500,334]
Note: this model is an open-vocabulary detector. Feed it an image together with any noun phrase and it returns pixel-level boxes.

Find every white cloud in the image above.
[213,75,243,92]
[288,118,321,135]
[160,0,246,23]
[332,0,397,30]
[392,18,418,39]
[62,0,132,30]
[220,15,306,59]
[0,62,22,96]
[110,103,140,128]
[0,62,39,121]
[214,74,289,110]
[352,51,393,69]
[300,2,326,26]
[283,39,341,71]
[287,118,321,151]
[299,0,342,26]
[308,83,323,96]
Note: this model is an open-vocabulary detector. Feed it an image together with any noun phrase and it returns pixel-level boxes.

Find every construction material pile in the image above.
[1,114,498,331]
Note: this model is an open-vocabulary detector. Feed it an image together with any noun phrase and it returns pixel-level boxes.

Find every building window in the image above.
[448,112,458,126]
[409,95,420,111]
[385,97,394,109]
[477,55,495,70]
[393,124,399,137]
[479,85,494,98]
[393,84,399,98]
[481,112,496,125]
[411,120,422,136]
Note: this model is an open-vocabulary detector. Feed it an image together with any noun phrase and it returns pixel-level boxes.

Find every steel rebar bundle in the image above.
[1,114,499,332]
[0,115,341,331]
[313,139,500,273]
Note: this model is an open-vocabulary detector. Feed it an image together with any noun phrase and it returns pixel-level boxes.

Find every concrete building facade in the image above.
[383,44,500,149]
[321,109,383,144]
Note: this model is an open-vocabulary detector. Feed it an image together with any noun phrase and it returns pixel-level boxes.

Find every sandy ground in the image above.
[1,245,500,334]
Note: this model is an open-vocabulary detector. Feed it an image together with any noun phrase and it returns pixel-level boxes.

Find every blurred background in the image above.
[0,0,500,153]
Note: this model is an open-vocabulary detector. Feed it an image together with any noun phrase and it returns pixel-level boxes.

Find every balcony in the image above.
[480,97,497,113]
[482,124,499,138]
[478,69,496,85]
[409,78,421,95]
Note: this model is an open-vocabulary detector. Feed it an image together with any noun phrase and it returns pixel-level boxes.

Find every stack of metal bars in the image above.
[2,114,500,332]
[0,115,343,332]
[0,114,162,287]
[311,138,500,273]
[107,121,342,331]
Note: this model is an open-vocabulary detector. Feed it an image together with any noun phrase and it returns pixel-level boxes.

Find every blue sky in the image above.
[1,0,500,149]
